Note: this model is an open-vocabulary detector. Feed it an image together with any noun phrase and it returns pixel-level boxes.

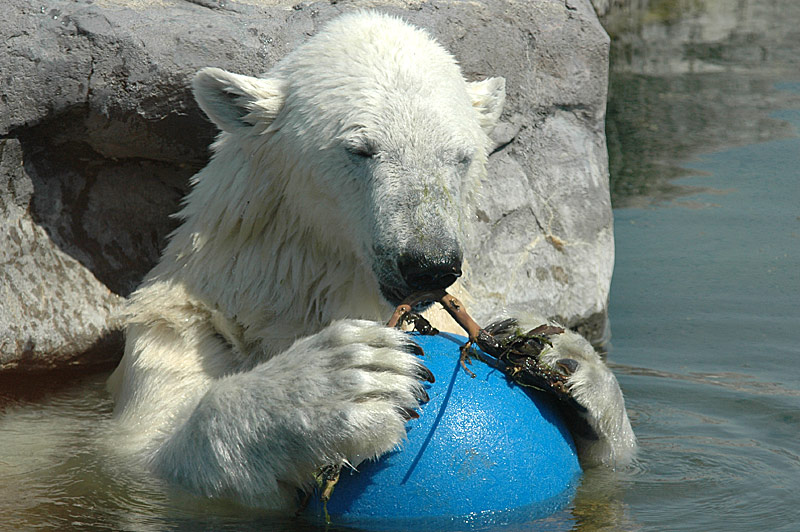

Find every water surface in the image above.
[599,1,800,530]
[605,106,800,531]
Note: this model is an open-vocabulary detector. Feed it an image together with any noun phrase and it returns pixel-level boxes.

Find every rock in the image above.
[0,0,613,372]
[0,138,124,372]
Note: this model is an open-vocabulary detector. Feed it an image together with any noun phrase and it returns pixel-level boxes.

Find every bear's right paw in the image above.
[293,319,433,464]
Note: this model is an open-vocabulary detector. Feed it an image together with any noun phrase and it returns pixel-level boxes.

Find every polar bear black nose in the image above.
[398,247,462,291]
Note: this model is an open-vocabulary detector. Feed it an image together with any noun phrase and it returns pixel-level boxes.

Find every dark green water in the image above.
[1,1,798,530]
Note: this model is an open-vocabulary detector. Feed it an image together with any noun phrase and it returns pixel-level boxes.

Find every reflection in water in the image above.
[2,1,799,530]
[605,0,800,207]
[571,467,638,531]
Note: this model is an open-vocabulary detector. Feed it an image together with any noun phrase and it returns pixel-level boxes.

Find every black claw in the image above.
[556,358,579,376]
[416,364,435,383]
[417,388,430,404]
[397,406,420,421]
[404,341,425,357]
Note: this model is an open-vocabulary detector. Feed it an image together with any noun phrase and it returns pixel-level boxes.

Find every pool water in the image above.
[2,2,799,530]
[603,107,800,531]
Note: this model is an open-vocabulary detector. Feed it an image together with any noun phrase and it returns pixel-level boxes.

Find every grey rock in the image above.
[0,0,613,372]
[0,138,124,372]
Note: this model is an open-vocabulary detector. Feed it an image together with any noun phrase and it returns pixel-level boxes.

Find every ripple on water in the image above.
[607,346,800,532]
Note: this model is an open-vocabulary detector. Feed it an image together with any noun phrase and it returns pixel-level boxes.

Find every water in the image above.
[2,1,799,530]
[606,110,800,530]
[599,1,800,530]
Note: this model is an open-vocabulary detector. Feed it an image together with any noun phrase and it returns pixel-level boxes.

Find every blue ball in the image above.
[318,332,582,530]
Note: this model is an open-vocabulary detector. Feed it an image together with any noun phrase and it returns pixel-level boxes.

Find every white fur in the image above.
[108,11,634,510]
[537,323,637,468]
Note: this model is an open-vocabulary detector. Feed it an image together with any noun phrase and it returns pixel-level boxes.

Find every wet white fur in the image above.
[537,324,637,468]
[107,11,634,509]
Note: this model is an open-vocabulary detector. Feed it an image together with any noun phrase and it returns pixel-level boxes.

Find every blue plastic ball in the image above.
[318,332,582,530]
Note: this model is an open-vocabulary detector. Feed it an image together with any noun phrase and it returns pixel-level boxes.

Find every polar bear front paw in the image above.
[286,319,434,467]
[480,317,636,468]
[537,330,638,468]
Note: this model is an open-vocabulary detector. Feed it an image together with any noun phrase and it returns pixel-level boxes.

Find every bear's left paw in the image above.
[537,330,638,467]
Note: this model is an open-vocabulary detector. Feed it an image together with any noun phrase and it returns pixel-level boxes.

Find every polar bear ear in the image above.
[192,67,286,133]
[466,77,506,133]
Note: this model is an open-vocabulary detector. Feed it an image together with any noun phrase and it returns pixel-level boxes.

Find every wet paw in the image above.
[302,320,435,462]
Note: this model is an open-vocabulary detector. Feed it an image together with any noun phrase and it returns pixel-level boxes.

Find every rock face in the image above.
[0,0,613,372]
[0,138,123,372]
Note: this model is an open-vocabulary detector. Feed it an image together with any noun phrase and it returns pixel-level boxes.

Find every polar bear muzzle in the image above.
[397,244,462,292]
[374,237,462,306]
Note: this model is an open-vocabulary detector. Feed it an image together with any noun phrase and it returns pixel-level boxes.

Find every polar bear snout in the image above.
[373,236,463,304]
[397,244,462,292]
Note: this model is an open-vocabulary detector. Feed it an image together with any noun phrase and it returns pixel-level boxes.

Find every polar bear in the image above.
[107,11,635,509]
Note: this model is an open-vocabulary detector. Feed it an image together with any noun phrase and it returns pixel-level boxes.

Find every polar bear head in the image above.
[189,12,505,307]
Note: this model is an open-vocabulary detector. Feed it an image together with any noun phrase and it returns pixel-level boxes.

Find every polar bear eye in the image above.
[345,141,378,159]
[456,152,473,167]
